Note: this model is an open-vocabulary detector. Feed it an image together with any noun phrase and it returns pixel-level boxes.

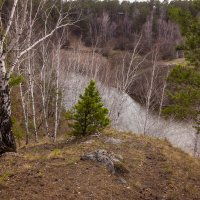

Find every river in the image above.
[63,73,198,155]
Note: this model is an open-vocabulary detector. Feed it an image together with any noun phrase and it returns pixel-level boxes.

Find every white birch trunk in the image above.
[0,54,16,153]
[27,5,38,142]
[40,61,50,137]
[54,48,60,142]
[143,50,158,135]
[158,67,169,122]
[18,75,29,145]
[28,55,38,142]
[194,132,199,156]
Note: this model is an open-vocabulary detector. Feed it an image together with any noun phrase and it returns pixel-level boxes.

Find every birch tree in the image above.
[0,0,79,154]
[143,48,158,135]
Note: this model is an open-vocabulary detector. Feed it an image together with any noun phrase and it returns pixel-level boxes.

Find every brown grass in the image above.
[0,129,200,200]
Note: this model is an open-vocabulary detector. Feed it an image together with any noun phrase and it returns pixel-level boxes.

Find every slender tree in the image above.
[0,0,79,154]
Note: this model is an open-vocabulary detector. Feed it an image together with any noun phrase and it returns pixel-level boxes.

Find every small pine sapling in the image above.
[66,80,111,136]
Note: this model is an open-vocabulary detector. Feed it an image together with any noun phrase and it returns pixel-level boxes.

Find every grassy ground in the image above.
[0,129,200,200]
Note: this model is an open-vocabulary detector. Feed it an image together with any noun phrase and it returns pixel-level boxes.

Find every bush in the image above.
[66,80,111,136]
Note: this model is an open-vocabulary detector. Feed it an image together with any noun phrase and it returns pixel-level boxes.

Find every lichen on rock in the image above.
[80,149,129,175]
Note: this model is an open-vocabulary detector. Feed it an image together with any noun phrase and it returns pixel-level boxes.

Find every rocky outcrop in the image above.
[80,149,129,175]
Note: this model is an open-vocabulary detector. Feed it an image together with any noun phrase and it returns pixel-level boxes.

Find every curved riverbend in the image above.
[64,73,197,155]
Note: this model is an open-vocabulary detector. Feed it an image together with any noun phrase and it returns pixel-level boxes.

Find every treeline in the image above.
[2,0,197,60]
[60,0,196,59]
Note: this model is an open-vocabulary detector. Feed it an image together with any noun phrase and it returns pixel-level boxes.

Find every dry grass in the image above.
[0,129,200,200]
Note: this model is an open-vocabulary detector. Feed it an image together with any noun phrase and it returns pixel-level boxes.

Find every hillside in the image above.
[0,130,200,200]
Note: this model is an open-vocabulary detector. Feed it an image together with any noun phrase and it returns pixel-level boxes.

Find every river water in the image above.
[63,73,197,155]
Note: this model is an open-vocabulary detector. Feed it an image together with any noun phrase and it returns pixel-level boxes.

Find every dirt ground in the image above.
[0,130,200,200]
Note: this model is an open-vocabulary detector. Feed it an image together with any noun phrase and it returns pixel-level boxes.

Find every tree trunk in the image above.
[194,132,199,156]
[0,55,16,154]
[19,81,29,145]
[54,48,60,142]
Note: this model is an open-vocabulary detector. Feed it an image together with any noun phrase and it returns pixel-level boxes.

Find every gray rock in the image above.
[116,177,127,184]
[80,149,128,175]
[82,139,94,144]
[105,137,122,145]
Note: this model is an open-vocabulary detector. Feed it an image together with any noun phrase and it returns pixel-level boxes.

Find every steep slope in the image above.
[0,130,200,200]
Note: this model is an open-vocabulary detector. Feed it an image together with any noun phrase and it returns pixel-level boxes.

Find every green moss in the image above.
[0,171,11,185]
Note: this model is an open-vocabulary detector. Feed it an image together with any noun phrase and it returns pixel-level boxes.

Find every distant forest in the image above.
[59,0,198,59]
[3,0,197,60]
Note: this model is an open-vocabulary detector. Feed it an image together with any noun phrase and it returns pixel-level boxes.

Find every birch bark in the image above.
[0,0,79,153]
[0,54,16,153]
